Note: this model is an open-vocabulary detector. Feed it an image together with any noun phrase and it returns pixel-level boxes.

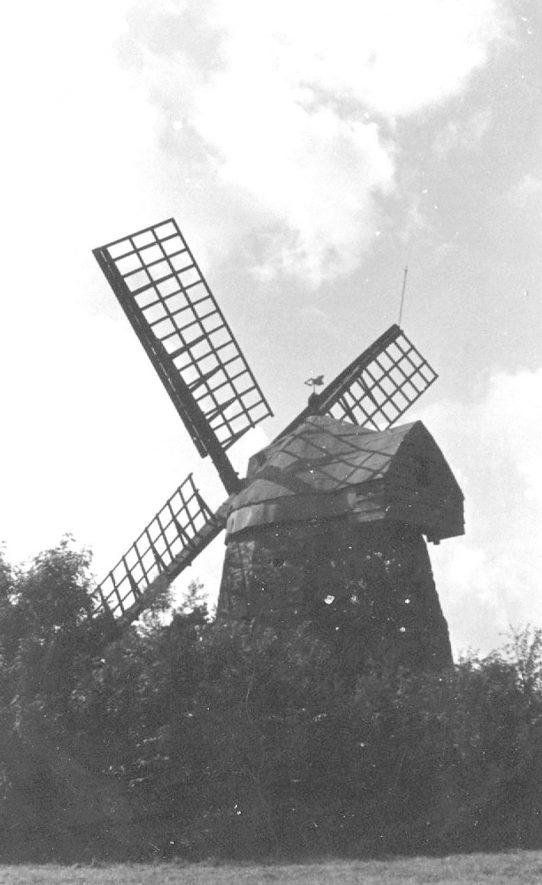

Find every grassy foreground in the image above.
[1,851,542,884]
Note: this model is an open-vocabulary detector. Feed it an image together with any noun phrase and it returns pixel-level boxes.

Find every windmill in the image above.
[91,218,464,669]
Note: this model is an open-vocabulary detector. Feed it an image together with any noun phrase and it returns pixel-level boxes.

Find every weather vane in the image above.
[304,374,324,388]
[304,374,324,407]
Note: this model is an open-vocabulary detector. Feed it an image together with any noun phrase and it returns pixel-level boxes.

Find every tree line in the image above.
[0,538,541,862]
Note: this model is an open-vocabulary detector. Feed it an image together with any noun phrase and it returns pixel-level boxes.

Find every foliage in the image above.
[1,541,542,861]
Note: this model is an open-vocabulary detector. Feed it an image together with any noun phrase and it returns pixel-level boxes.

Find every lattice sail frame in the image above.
[326,326,438,429]
[90,475,221,623]
[93,219,272,490]
[278,325,437,440]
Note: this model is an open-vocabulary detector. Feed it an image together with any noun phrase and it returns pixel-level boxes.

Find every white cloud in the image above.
[433,108,493,157]
[0,0,176,572]
[423,368,542,654]
[509,173,542,210]
[205,0,509,119]
[122,0,511,282]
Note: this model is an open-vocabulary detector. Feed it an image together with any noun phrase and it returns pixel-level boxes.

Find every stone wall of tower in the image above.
[217,519,452,671]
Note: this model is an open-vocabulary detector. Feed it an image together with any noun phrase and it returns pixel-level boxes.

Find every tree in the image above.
[2,538,542,860]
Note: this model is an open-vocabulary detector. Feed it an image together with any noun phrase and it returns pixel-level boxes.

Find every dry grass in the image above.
[1,851,542,884]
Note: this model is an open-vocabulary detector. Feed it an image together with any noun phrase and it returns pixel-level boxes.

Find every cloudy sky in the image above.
[1,0,541,654]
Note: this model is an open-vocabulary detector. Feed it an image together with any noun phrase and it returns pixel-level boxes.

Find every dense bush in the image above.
[0,539,541,861]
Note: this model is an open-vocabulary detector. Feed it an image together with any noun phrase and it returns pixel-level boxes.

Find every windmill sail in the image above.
[90,475,224,630]
[278,325,437,438]
[93,219,272,493]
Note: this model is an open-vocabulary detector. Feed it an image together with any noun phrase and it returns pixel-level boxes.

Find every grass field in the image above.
[1,851,542,884]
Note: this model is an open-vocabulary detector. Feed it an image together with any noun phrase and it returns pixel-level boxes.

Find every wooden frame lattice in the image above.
[327,327,437,430]
[93,219,272,460]
[276,326,437,441]
[90,475,218,620]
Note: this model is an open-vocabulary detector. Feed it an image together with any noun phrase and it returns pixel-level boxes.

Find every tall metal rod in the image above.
[398,266,409,327]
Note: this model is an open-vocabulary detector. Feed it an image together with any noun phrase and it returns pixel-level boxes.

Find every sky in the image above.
[1,0,541,655]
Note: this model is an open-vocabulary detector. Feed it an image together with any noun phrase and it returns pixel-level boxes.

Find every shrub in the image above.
[1,541,542,860]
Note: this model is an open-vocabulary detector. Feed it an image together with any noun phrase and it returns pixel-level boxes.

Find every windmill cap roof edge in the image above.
[224,415,464,540]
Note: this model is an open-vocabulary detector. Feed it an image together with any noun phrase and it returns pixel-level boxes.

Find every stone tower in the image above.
[218,415,464,670]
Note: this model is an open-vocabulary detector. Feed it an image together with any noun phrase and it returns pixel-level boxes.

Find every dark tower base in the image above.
[218,519,452,671]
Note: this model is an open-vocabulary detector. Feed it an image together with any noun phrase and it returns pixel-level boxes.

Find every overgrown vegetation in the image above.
[1,539,541,862]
